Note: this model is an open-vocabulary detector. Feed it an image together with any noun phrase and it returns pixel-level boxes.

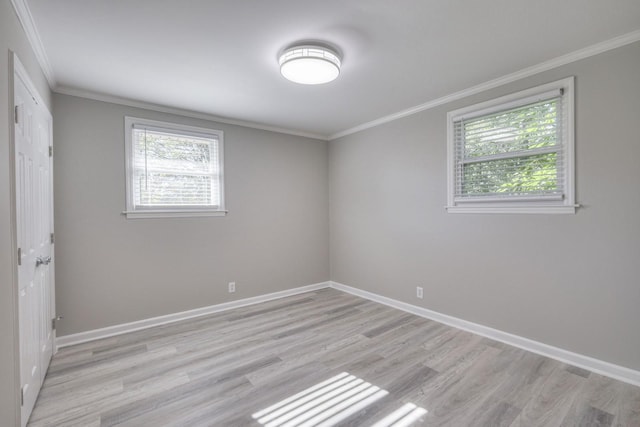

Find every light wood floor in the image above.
[29,289,640,426]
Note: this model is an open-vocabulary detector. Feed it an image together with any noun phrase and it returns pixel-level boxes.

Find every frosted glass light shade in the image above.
[279,45,341,85]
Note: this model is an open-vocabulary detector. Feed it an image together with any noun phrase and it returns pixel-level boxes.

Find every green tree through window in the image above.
[455,98,562,198]
[447,77,575,214]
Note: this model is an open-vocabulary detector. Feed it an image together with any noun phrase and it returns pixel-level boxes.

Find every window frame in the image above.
[446,77,576,214]
[123,116,226,219]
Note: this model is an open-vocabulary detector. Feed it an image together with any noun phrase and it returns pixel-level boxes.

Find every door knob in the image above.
[35,256,51,267]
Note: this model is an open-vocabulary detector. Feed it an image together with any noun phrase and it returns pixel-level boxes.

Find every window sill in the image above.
[445,205,577,214]
[122,209,228,219]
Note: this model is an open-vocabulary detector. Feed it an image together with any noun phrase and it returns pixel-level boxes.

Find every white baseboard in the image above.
[55,279,640,387]
[330,281,640,387]
[56,281,331,349]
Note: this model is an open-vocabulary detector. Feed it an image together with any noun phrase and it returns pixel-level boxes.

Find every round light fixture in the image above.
[279,45,341,85]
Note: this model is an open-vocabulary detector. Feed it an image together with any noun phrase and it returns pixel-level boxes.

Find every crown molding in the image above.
[54,86,328,141]
[10,0,56,87]
[10,0,640,141]
[329,29,640,140]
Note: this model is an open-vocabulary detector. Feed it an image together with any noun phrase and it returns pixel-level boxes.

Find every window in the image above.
[446,77,575,214]
[124,117,225,218]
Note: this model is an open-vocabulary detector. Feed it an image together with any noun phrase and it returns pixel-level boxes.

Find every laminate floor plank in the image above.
[421,345,520,426]
[615,382,640,426]
[510,367,586,427]
[498,351,558,410]
[28,288,640,426]
[42,345,178,389]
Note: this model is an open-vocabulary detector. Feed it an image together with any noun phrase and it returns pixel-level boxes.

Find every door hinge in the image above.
[20,387,24,406]
[52,315,63,330]
[49,146,53,157]
[17,248,21,266]
[50,233,55,244]
[14,105,19,124]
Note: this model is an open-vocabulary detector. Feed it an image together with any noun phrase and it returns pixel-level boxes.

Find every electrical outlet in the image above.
[416,286,423,299]
[228,282,236,293]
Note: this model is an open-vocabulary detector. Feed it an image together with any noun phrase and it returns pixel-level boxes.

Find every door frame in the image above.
[7,48,22,427]
[11,51,56,427]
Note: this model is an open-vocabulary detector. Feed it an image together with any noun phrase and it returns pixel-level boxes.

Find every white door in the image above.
[14,57,55,427]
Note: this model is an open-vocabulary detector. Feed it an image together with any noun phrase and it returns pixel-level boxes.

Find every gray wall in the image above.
[1,0,53,424]
[329,42,640,371]
[53,94,329,336]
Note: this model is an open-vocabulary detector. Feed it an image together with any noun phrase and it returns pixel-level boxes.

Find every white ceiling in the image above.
[26,0,640,138]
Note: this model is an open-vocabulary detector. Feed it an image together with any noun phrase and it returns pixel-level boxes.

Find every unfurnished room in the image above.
[1,1,640,426]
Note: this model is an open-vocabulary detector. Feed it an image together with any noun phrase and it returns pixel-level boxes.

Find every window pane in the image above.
[136,173,217,206]
[133,128,219,207]
[463,99,559,158]
[461,152,559,197]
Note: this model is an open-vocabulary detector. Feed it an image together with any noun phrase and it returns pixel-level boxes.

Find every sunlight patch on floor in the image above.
[252,372,427,427]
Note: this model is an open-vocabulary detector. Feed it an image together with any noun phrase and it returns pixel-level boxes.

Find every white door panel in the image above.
[15,58,55,427]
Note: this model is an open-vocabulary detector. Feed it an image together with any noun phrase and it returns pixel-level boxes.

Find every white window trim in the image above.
[446,77,576,214]
[123,116,226,219]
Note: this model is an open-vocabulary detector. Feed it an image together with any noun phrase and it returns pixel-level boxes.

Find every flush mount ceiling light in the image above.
[279,45,341,85]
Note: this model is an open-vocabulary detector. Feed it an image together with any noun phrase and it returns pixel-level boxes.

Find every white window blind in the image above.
[446,77,575,214]
[454,93,563,201]
[124,117,225,218]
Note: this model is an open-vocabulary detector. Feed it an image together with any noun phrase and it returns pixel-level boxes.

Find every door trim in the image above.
[13,55,51,119]
[8,48,22,427]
